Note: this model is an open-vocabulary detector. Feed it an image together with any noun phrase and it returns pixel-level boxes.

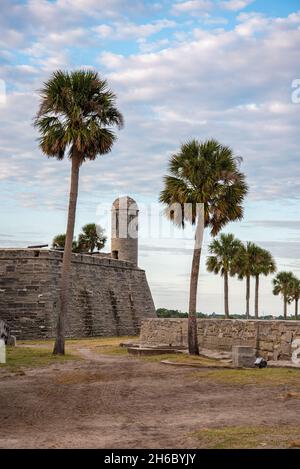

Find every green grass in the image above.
[0,336,136,369]
[192,367,300,386]
[0,346,78,371]
[139,353,224,366]
[192,426,300,449]
[67,336,136,356]
[17,336,136,348]
[66,335,136,347]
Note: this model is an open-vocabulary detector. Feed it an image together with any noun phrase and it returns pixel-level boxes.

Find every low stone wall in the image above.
[0,249,156,339]
[140,318,300,360]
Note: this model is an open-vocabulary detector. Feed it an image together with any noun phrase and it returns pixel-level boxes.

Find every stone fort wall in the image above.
[0,249,156,339]
[140,318,300,360]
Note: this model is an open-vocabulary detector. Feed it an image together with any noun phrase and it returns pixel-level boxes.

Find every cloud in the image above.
[95,11,300,202]
[220,0,255,11]
[93,19,176,40]
[172,0,254,15]
[27,0,141,25]
[137,38,170,53]
[140,244,194,255]
[202,14,228,25]
[259,241,300,261]
[248,220,300,231]
[94,24,113,38]
[172,0,213,14]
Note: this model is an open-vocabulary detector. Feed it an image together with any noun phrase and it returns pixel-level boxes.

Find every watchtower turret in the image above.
[111,196,139,266]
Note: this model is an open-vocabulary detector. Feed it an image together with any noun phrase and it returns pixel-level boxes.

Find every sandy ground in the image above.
[1,347,300,449]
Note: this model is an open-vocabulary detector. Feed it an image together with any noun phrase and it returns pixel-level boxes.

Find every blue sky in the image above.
[0,0,300,315]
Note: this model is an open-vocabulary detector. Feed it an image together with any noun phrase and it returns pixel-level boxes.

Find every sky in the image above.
[0,0,300,316]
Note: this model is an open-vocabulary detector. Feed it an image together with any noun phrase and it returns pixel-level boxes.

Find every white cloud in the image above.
[27,0,135,24]
[96,12,300,204]
[172,0,213,14]
[94,24,113,38]
[94,19,176,40]
[138,38,170,53]
[47,28,86,46]
[220,0,255,11]
[0,29,24,48]
[202,14,228,25]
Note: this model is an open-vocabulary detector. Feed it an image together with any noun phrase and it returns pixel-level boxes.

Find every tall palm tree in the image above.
[252,248,276,319]
[231,242,260,319]
[35,70,123,355]
[291,277,300,319]
[273,271,295,319]
[206,233,243,318]
[77,223,107,253]
[160,139,248,355]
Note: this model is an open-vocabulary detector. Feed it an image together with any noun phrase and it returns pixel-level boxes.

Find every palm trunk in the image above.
[284,295,287,320]
[188,213,204,355]
[53,153,80,355]
[246,275,250,319]
[255,274,259,319]
[296,299,299,320]
[224,270,229,319]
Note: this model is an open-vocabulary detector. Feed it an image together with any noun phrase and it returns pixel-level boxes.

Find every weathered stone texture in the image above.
[232,346,256,368]
[0,249,156,339]
[140,318,300,360]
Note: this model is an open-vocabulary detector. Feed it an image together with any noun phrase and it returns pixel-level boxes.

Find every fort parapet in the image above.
[0,249,156,339]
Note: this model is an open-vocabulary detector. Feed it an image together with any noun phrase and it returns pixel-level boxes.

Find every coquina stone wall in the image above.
[0,249,156,339]
[140,318,300,360]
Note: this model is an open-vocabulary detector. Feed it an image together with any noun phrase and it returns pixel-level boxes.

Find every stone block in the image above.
[232,345,256,368]
[7,335,16,346]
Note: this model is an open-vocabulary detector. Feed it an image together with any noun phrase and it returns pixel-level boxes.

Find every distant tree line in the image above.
[156,308,299,320]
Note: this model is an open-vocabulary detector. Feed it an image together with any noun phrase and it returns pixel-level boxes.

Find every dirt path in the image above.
[1,348,300,448]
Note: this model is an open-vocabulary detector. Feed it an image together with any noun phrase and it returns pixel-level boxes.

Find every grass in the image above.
[192,367,300,387]
[17,336,136,348]
[139,353,224,366]
[67,336,136,356]
[66,336,136,348]
[192,426,300,449]
[0,346,77,371]
[0,336,136,370]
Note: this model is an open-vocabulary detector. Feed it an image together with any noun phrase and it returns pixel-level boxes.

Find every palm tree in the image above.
[77,223,107,253]
[52,233,78,252]
[35,70,123,355]
[291,277,300,319]
[52,234,67,250]
[273,271,295,319]
[206,233,243,318]
[252,248,276,319]
[160,139,248,355]
[231,242,260,319]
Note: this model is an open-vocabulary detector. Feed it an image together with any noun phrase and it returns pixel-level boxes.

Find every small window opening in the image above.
[112,250,119,259]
